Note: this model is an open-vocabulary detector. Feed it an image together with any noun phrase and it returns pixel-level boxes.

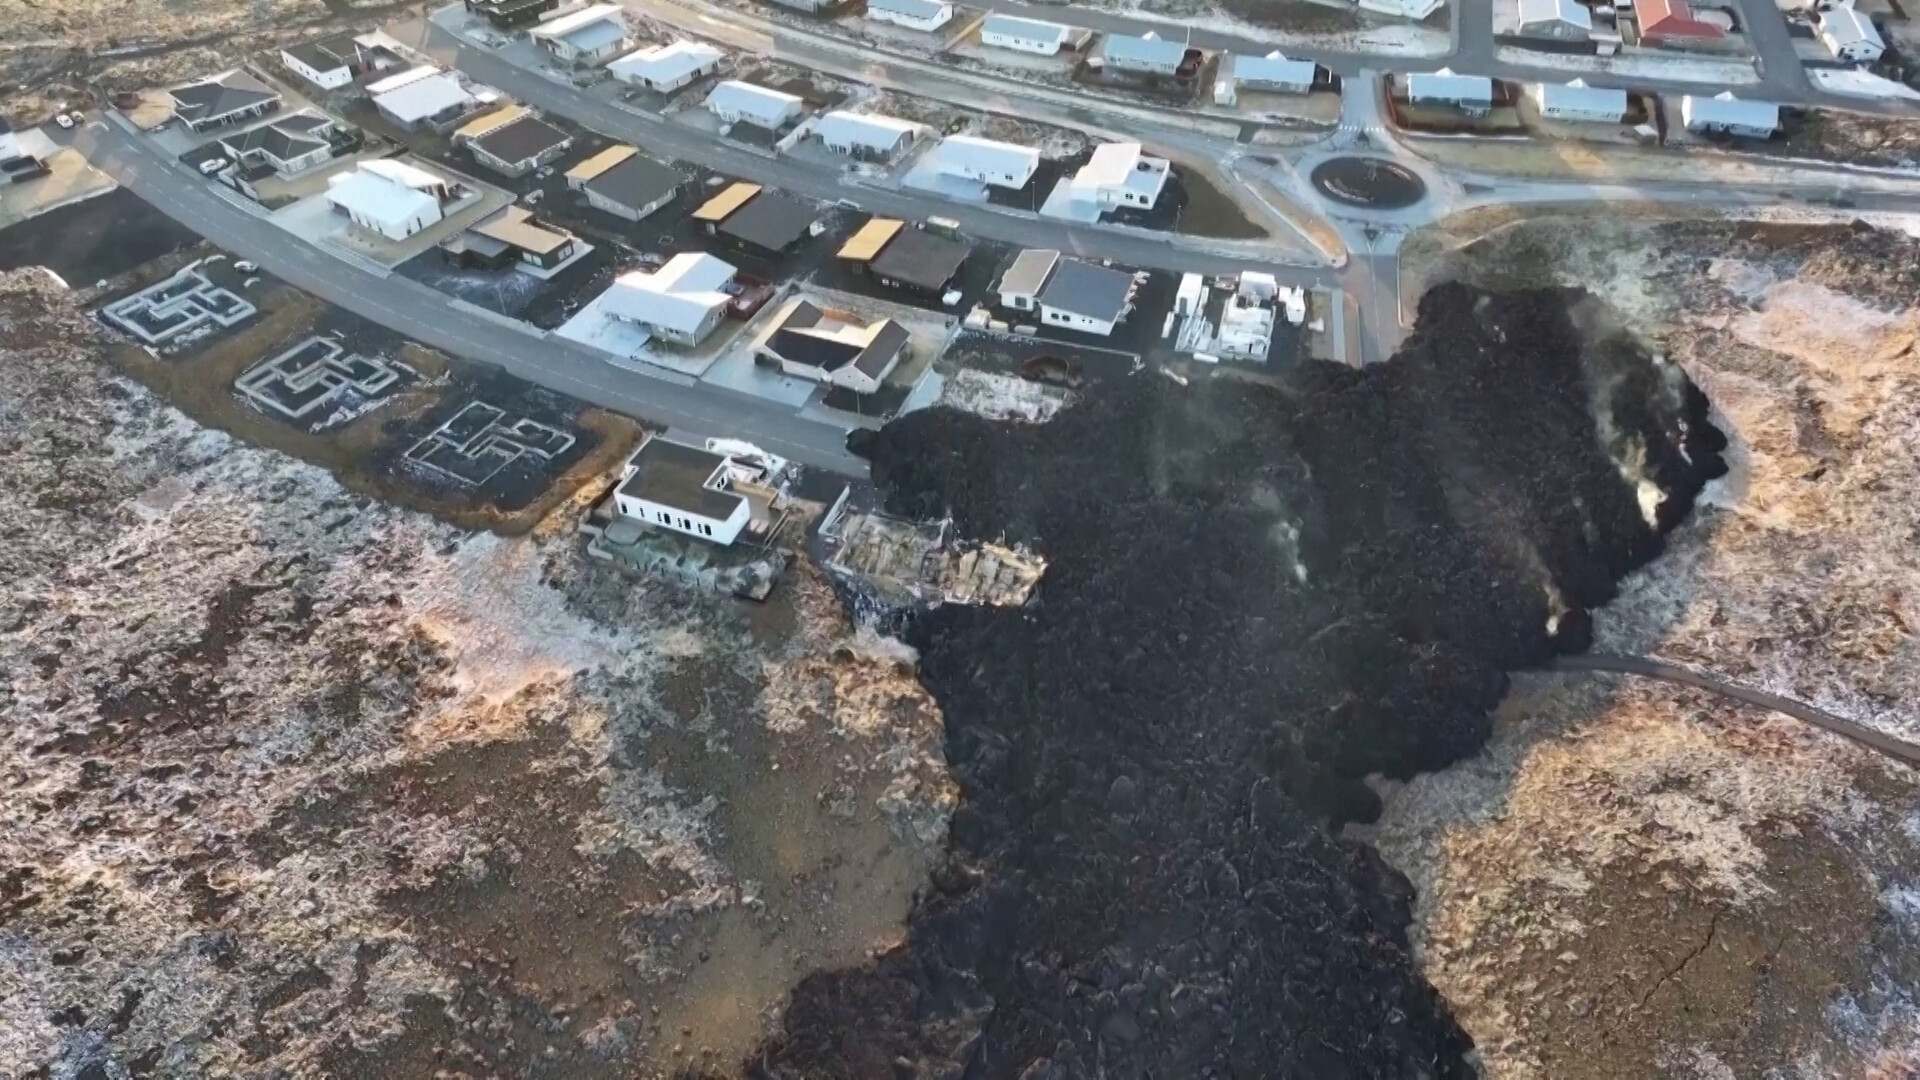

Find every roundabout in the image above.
[1310,157,1428,209]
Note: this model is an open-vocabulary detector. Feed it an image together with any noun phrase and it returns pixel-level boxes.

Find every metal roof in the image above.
[1517,0,1591,28]
[718,190,815,252]
[528,4,625,40]
[1820,4,1882,47]
[471,115,571,165]
[837,217,905,261]
[1038,258,1134,320]
[1407,68,1494,104]
[578,152,681,211]
[813,110,921,151]
[705,80,803,125]
[609,40,722,82]
[325,165,439,229]
[1232,51,1316,87]
[456,103,528,140]
[366,64,440,94]
[936,135,1040,182]
[1534,78,1627,116]
[619,436,745,521]
[869,228,969,291]
[693,181,763,222]
[566,144,636,182]
[471,205,573,255]
[982,14,1072,44]
[998,248,1059,296]
[1682,91,1779,130]
[373,73,475,123]
[168,70,280,124]
[602,253,736,335]
[871,0,949,18]
[1101,32,1186,67]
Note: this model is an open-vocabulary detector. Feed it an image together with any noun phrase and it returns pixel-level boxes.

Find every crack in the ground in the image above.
[1639,909,1723,1010]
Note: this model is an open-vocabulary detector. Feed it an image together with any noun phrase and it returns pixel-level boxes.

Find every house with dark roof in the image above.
[461,111,573,176]
[565,145,681,221]
[613,435,753,544]
[694,182,816,256]
[168,70,282,132]
[280,33,373,90]
[753,297,912,394]
[441,205,583,273]
[836,217,970,298]
[1037,258,1136,336]
[217,112,338,177]
[466,0,559,29]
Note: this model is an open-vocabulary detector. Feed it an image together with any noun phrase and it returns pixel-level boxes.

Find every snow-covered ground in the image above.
[1812,67,1920,101]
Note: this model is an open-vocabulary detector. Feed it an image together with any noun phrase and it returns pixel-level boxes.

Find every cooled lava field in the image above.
[751,284,1728,1078]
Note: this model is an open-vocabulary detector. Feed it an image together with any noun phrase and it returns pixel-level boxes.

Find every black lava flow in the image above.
[748,285,1727,1079]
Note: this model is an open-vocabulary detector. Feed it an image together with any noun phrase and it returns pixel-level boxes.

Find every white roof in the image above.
[982,14,1072,44]
[528,3,625,40]
[1072,141,1143,192]
[1535,77,1627,114]
[366,64,440,94]
[1407,67,1494,103]
[1102,32,1186,66]
[610,40,722,82]
[1809,66,1920,100]
[937,134,1040,178]
[359,157,447,191]
[871,0,950,16]
[372,72,476,123]
[1820,4,1882,47]
[705,80,803,121]
[1233,51,1316,86]
[1518,0,1592,28]
[1682,91,1779,130]
[326,165,438,227]
[814,110,922,149]
[601,253,737,335]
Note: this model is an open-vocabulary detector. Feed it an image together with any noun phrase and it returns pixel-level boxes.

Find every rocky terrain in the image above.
[0,269,954,1078]
[1377,215,1920,1076]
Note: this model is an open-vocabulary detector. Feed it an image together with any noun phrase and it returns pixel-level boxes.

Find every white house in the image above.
[608,40,723,92]
[1038,258,1135,336]
[1066,141,1169,211]
[1819,4,1884,63]
[868,0,955,31]
[1215,50,1316,104]
[981,14,1075,55]
[372,70,478,129]
[754,298,912,395]
[996,247,1059,312]
[812,111,924,161]
[280,33,367,90]
[1099,32,1187,76]
[600,252,738,347]
[1406,68,1495,116]
[1516,0,1593,39]
[325,159,450,241]
[705,80,805,129]
[1359,0,1444,16]
[1681,91,1779,138]
[934,135,1040,189]
[527,4,629,65]
[613,435,752,545]
[1530,78,1628,122]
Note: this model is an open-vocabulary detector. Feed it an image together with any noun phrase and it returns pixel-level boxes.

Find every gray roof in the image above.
[472,115,571,165]
[170,70,281,123]
[620,438,745,520]
[1102,33,1187,67]
[998,248,1059,296]
[220,117,329,161]
[717,190,815,252]
[854,320,911,378]
[584,152,681,211]
[982,14,1071,43]
[1039,258,1134,320]
[869,227,969,291]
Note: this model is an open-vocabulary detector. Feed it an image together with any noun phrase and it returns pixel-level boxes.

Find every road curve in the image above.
[1554,653,1920,769]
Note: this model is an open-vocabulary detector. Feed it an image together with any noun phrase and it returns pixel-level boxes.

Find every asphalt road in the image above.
[75,121,874,475]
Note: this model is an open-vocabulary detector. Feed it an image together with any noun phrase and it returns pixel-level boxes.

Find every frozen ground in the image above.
[1375,213,1920,1078]
[0,268,953,1078]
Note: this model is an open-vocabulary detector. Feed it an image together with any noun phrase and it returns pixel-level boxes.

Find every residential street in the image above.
[74,121,876,475]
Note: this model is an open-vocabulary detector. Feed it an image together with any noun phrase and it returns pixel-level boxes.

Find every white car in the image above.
[54,113,74,130]
[234,261,258,273]
[198,158,226,175]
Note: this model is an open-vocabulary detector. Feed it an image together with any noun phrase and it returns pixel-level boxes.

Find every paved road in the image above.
[1557,653,1920,768]
[76,121,873,475]
[444,33,1325,278]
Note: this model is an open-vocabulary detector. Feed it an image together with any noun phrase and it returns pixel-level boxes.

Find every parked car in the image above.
[234,261,258,273]
[198,158,226,175]
[66,111,85,127]
[53,113,74,130]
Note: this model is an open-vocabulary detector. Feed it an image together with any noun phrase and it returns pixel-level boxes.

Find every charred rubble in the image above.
[745,285,1726,1079]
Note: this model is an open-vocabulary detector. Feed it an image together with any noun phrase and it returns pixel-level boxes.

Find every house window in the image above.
[700,523,712,536]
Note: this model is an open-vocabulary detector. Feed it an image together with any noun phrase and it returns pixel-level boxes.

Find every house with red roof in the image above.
[1635,0,1727,42]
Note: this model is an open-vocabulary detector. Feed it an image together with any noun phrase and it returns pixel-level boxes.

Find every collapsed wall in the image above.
[746,284,1726,1077]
